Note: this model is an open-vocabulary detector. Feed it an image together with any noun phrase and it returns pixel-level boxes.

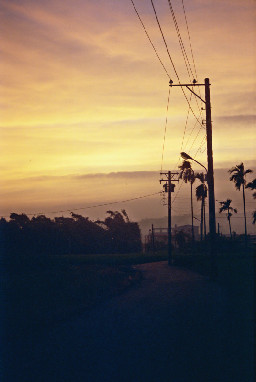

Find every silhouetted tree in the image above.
[179,160,195,241]
[245,178,256,226]
[101,210,141,253]
[252,211,256,225]
[195,173,208,240]
[10,213,30,229]
[245,178,256,198]
[219,199,237,238]
[229,163,252,237]
[2,210,141,256]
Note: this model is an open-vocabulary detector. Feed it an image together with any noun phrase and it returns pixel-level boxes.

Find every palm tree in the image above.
[229,163,253,237]
[245,178,256,199]
[179,160,195,241]
[245,178,256,226]
[252,211,256,225]
[219,199,237,238]
[195,174,207,240]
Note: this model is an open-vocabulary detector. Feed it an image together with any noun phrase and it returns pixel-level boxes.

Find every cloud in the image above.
[216,115,256,124]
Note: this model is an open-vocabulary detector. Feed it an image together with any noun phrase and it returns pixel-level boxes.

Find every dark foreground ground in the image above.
[4,261,254,382]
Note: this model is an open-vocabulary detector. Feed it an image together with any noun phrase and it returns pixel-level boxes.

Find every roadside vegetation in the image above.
[1,209,144,338]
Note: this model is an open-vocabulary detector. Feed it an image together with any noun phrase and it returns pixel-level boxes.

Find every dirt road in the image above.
[5,262,254,381]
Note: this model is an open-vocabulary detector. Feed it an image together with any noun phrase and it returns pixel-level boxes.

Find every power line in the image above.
[150,0,202,127]
[171,99,192,172]
[167,0,194,80]
[180,93,192,153]
[160,86,171,172]
[183,107,203,150]
[187,124,205,155]
[181,0,199,86]
[129,0,170,79]
[194,134,207,159]
[130,0,202,174]
[171,179,184,206]
[167,0,203,155]
[180,0,203,103]
[1,191,162,219]
[166,0,202,114]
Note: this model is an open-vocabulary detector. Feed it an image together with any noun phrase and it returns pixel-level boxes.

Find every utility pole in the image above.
[169,79,216,238]
[169,78,217,277]
[204,78,216,238]
[160,171,179,266]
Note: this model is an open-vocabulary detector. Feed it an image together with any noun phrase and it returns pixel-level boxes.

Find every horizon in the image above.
[2,167,255,235]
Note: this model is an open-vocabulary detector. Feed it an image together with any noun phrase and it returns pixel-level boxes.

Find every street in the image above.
[5,261,254,382]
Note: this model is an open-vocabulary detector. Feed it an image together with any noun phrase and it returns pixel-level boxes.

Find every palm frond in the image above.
[246,178,256,190]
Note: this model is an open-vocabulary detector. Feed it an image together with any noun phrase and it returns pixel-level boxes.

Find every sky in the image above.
[0,0,255,230]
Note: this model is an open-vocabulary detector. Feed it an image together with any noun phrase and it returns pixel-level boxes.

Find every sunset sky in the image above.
[1,0,255,227]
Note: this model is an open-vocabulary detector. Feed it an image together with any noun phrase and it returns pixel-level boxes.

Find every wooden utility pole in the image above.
[169,78,217,277]
[160,171,179,265]
[169,79,216,238]
[205,78,216,238]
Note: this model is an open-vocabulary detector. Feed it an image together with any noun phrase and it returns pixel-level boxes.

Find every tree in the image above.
[245,178,256,199]
[100,210,141,253]
[179,160,196,241]
[252,211,256,225]
[10,213,30,229]
[219,199,237,238]
[195,173,208,240]
[229,163,252,237]
[245,178,256,226]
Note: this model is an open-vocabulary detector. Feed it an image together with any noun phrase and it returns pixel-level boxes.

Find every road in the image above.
[5,262,254,382]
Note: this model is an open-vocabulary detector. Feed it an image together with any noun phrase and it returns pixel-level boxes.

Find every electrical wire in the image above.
[183,107,203,151]
[166,0,202,114]
[180,0,203,103]
[1,191,162,219]
[167,0,194,80]
[171,179,184,206]
[180,92,192,153]
[160,86,171,172]
[187,125,205,155]
[181,0,199,86]
[130,0,203,176]
[130,0,170,79]
[193,134,206,159]
[150,0,202,127]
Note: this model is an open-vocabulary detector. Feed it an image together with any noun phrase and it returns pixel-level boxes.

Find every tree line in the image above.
[179,160,255,239]
[0,210,142,256]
